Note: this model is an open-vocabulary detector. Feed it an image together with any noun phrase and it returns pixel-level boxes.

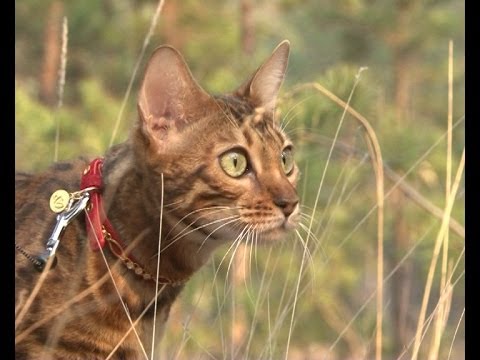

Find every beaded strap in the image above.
[102,227,186,286]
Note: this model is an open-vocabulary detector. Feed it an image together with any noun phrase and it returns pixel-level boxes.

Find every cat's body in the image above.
[15,41,299,359]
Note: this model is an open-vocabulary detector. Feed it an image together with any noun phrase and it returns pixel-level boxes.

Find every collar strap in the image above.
[80,158,185,286]
[81,158,108,250]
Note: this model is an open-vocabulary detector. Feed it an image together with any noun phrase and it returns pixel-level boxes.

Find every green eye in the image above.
[220,151,248,178]
[281,147,294,175]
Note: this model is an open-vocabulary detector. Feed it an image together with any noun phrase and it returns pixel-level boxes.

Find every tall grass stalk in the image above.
[15,256,57,330]
[287,74,386,360]
[428,39,455,360]
[105,283,168,360]
[284,67,370,360]
[447,307,465,360]
[151,173,165,359]
[17,5,465,355]
[326,221,435,355]
[53,16,68,162]
[398,268,464,360]
[84,213,149,359]
[411,148,465,360]
[283,84,463,359]
[108,0,165,148]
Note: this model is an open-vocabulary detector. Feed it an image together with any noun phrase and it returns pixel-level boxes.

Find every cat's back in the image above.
[15,158,90,252]
[16,158,90,211]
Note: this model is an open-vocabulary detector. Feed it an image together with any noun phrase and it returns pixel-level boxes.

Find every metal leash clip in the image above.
[34,192,91,272]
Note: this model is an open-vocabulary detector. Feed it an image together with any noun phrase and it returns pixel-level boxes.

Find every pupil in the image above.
[233,155,238,168]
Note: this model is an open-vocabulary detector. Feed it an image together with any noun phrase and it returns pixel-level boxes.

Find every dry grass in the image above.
[15,4,465,359]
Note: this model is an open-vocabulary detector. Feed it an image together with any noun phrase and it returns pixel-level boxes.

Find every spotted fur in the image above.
[15,41,299,359]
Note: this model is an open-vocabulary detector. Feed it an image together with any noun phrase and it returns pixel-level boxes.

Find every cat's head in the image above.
[134,41,299,245]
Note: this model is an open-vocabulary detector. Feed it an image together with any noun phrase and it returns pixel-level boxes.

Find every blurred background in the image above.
[15,1,465,359]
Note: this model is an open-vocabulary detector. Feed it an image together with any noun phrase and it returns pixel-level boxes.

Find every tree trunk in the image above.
[389,189,413,354]
[39,1,64,106]
[161,1,183,50]
[383,2,418,355]
[240,0,255,56]
[393,50,414,124]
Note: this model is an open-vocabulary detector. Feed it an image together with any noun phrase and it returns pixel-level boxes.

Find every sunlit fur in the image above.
[15,42,299,358]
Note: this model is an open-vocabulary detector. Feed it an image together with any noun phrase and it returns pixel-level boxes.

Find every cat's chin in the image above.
[256,227,293,243]
[201,221,297,244]
[253,218,299,243]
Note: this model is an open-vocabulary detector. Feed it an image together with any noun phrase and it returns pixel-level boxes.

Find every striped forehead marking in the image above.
[241,113,286,148]
[215,95,286,147]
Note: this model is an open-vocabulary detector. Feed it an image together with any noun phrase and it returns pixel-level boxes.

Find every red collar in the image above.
[80,158,182,285]
[80,158,110,251]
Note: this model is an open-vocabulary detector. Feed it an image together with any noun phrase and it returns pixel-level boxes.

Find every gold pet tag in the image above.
[49,189,70,213]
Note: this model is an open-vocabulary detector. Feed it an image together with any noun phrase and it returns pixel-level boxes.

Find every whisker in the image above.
[158,214,241,256]
[224,226,254,315]
[280,108,303,133]
[164,203,185,214]
[244,246,274,359]
[298,223,327,264]
[225,225,252,287]
[163,199,185,208]
[208,259,227,357]
[213,97,240,129]
[294,229,315,281]
[252,227,260,270]
[298,204,318,213]
[164,205,239,241]
[213,225,250,287]
[257,241,297,359]
[242,229,256,305]
[196,217,243,253]
[298,222,323,250]
[299,213,319,229]
[248,229,257,289]
[279,94,315,132]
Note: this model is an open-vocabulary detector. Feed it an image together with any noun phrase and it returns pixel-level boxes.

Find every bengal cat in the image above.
[15,40,299,359]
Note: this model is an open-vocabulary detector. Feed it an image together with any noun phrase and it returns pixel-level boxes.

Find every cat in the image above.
[15,40,299,359]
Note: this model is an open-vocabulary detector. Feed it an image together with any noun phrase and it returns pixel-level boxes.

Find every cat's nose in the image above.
[274,196,299,218]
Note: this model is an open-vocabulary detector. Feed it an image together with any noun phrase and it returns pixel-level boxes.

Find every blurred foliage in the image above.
[15,0,464,359]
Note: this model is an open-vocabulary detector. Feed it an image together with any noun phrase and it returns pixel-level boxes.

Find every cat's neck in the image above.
[99,141,213,286]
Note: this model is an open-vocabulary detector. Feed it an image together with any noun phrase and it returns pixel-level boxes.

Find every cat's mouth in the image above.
[235,207,300,242]
[188,205,300,245]
[254,213,300,241]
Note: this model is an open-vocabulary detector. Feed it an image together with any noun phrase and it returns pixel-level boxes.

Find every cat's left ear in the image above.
[137,45,213,153]
[235,40,290,113]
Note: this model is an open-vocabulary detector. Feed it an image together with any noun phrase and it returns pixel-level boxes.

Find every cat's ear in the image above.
[138,45,211,151]
[236,40,290,113]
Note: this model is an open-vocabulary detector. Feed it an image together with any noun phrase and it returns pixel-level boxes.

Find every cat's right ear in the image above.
[235,40,290,114]
[138,46,212,152]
